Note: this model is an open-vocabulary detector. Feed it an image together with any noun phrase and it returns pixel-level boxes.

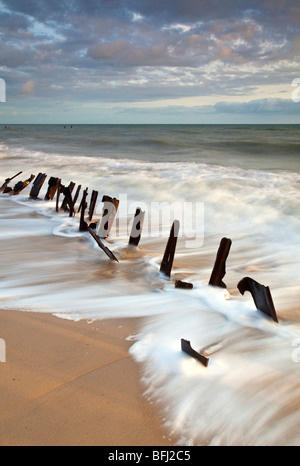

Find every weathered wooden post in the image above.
[45,177,61,201]
[237,277,279,323]
[63,186,76,217]
[160,220,180,278]
[98,195,119,239]
[0,171,23,193]
[88,226,119,262]
[79,188,89,232]
[129,208,145,246]
[61,182,75,211]
[175,280,193,289]
[29,173,47,199]
[209,237,232,289]
[72,184,82,210]
[181,339,209,367]
[88,190,98,222]
[13,175,35,195]
[56,183,64,213]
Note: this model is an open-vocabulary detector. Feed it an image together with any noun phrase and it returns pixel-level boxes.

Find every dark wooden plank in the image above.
[98,195,119,239]
[87,226,119,262]
[88,190,98,221]
[78,187,87,213]
[13,174,35,195]
[237,277,279,323]
[129,207,145,246]
[181,339,209,367]
[79,188,89,232]
[160,220,180,278]
[45,177,61,201]
[56,183,64,213]
[0,171,23,193]
[175,280,193,289]
[209,237,232,289]
[62,186,75,217]
[29,173,47,199]
[61,182,75,211]
[72,185,82,210]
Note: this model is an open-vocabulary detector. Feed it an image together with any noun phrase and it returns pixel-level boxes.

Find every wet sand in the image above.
[0,309,172,446]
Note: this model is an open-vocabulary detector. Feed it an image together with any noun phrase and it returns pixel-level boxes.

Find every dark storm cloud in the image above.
[0,10,30,31]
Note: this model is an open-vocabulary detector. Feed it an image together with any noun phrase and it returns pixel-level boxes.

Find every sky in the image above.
[0,0,300,124]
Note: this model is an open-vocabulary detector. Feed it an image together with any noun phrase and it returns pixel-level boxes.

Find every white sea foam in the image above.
[130,289,300,446]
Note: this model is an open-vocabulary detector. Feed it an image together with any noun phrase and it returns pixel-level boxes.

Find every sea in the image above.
[0,124,300,446]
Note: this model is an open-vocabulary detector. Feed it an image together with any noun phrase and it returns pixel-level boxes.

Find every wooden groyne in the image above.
[0,170,281,368]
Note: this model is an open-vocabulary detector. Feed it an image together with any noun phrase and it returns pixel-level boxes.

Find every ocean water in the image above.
[0,124,300,445]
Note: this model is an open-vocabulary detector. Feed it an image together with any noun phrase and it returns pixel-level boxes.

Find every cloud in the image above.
[0,0,299,122]
[214,98,300,114]
[21,80,35,94]
[88,39,129,60]
[131,12,144,23]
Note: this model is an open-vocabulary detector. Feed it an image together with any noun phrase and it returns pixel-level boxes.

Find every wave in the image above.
[130,288,300,445]
[2,124,300,171]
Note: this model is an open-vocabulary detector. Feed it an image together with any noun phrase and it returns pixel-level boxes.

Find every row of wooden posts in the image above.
[0,171,279,367]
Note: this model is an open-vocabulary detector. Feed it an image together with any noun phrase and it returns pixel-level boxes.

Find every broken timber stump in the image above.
[98,195,119,239]
[175,280,194,290]
[72,185,82,212]
[62,186,75,217]
[61,182,75,211]
[79,188,88,231]
[209,237,232,289]
[237,277,279,323]
[78,187,88,213]
[160,220,180,278]
[181,339,209,367]
[88,190,98,222]
[30,173,47,199]
[129,208,145,246]
[45,177,61,201]
[13,174,35,195]
[0,171,23,193]
[56,183,64,213]
[88,226,119,262]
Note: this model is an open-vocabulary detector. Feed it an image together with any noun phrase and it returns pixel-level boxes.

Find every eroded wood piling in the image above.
[0,171,23,193]
[45,177,61,201]
[238,277,279,323]
[61,182,75,212]
[209,237,232,289]
[129,207,145,247]
[79,188,89,231]
[13,174,35,195]
[98,195,119,239]
[160,220,180,278]
[30,173,47,200]
[88,226,119,262]
[88,190,98,222]
[175,280,193,290]
[181,339,209,367]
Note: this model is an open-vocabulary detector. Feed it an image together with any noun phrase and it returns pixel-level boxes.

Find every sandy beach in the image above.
[0,309,172,446]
